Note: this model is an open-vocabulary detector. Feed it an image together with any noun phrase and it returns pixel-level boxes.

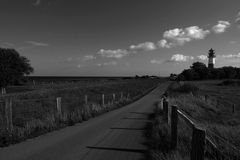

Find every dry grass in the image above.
[147,107,190,160]
[0,79,161,147]
[150,80,240,160]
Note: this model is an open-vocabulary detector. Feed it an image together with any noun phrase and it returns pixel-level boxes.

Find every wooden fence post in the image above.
[156,98,163,111]
[160,98,164,110]
[85,95,88,105]
[56,97,62,115]
[191,125,206,160]
[5,98,13,132]
[1,88,6,95]
[163,98,168,122]
[204,95,208,102]
[112,93,115,103]
[127,93,130,100]
[171,105,178,149]
[102,94,105,106]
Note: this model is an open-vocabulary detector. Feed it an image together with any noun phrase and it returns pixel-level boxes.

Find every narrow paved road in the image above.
[0,82,169,160]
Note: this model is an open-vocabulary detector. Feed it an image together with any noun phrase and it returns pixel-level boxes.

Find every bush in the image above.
[167,83,199,95]
[218,80,240,86]
[176,61,240,81]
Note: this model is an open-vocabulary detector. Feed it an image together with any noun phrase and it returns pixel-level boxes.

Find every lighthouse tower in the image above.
[208,48,216,69]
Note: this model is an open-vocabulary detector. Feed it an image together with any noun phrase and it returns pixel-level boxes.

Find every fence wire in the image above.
[12,98,56,127]
[205,129,240,160]
[0,89,147,131]
[177,113,193,159]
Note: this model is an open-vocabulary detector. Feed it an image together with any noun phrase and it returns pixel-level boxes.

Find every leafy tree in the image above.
[177,61,240,81]
[222,66,237,79]
[190,62,207,71]
[176,74,185,81]
[0,48,33,91]
[213,68,226,79]
[181,69,200,80]
[190,62,209,79]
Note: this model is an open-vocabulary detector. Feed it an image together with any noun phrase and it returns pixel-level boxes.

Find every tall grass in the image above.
[147,106,190,160]
[168,82,240,159]
[150,81,240,159]
[0,79,160,147]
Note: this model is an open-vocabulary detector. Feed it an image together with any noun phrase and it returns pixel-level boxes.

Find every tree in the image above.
[0,48,33,93]
[222,66,237,79]
[190,62,209,80]
[177,61,240,81]
[181,69,200,80]
[190,62,207,71]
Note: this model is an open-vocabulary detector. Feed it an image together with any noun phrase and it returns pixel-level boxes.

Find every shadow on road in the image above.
[122,117,148,120]
[87,146,145,153]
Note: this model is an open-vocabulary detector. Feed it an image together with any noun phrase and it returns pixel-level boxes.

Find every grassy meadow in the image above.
[0,78,161,147]
[149,80,240,160]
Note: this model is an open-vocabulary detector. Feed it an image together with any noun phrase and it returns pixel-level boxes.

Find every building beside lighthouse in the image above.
[208,48,216,69]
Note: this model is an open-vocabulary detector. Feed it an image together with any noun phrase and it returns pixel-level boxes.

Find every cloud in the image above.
[157,39,173,48]
[97,61,117,66]
[25,41,49,47]
[168,54,194,62]
[221,53,240,58]
[236,11,240,23]
[212,21,231,33]
[83,55,96,61]
[163,26,210,46]
[77,64,84,68]
[150,59,164,64]
[1,42,15,48]
[196,55,208,61]
[229,41,237,44]
[129,42,157,52]
[97,49,128,59]
[97,20,231,56]
[2,42,14,46]
[33,0,41,6]
[67,57,73,62]
[235,11,240,28]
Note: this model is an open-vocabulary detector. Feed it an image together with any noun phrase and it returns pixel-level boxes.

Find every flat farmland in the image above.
[0,78,163,147]
[165,80,240,159]
[4,76,133,94]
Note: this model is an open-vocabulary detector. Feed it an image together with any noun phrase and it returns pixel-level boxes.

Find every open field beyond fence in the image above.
[149,80,240,160]
[0,78,161,147]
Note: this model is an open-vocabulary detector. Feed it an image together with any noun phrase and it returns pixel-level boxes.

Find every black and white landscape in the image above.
[0,0,240,160]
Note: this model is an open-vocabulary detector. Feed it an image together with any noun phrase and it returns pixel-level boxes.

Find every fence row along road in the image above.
[0,82,169,160]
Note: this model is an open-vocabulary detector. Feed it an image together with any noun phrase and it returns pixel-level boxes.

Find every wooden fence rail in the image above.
[0,92,130,131]
[161,97,221,160]
[0,87,156,132]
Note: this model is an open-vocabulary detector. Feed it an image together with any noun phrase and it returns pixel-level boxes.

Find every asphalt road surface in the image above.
[0,82,169,160]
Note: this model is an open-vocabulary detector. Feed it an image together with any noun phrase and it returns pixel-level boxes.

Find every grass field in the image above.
[4,76,132,94]
[0,78,162,147]
[149,80,240,160]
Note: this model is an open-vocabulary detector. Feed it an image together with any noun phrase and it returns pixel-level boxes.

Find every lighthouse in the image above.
[208,48,216,69]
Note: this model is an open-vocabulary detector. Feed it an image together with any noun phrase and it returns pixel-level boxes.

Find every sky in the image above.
[0,0,240,76]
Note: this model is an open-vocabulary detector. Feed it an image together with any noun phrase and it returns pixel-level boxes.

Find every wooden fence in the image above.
[0,92,124,132]
[160,97,228,160]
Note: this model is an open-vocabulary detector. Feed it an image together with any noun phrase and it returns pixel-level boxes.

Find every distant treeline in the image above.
[172,62,240,81]
[27,76,133,82]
